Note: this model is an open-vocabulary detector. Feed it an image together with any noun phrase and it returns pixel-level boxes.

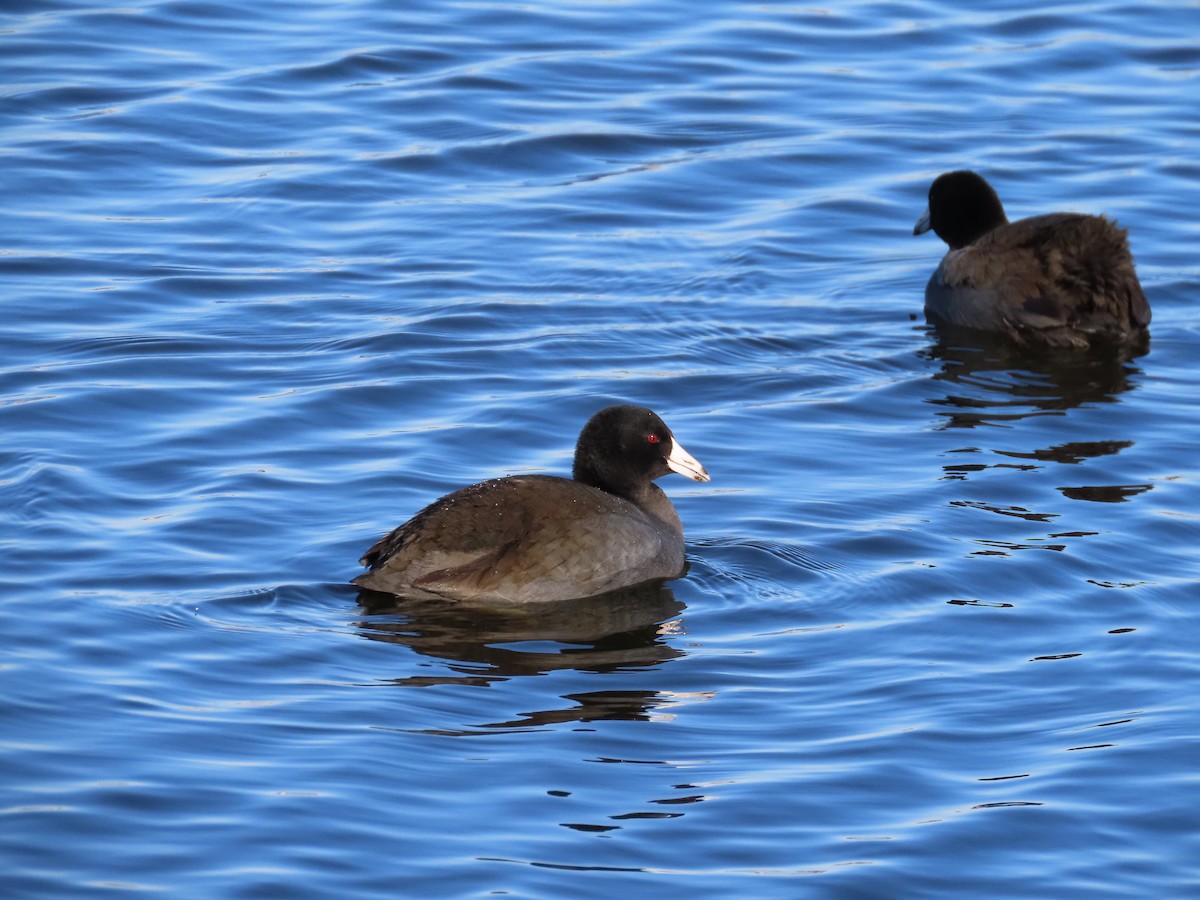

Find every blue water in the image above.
[3,0,1199,896]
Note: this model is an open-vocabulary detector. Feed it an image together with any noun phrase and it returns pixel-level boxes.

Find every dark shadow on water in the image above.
[353,581,686,681]
[351,583,690,733]
[920,325,1155,504]
[1058,483,1153,503]
[418,688,689,733]
[920,324,1146,431]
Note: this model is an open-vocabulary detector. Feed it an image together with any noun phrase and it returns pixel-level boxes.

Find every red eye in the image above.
[646,433,660,444]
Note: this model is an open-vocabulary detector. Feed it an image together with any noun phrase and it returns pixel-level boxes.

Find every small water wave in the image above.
[3,0,1199,896]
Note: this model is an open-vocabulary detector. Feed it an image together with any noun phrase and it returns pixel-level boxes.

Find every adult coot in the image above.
[354,404,710,605]
[914,170,1150,349]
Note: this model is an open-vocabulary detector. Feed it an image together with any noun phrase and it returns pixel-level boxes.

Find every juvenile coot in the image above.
[914,170,1150,349]
[353,404,710,605]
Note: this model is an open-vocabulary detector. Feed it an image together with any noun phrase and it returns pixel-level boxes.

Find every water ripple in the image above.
[3,0,1199,896]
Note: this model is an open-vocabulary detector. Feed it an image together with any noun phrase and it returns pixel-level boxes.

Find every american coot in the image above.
[914,170,1150,349]
[354,405,710,605]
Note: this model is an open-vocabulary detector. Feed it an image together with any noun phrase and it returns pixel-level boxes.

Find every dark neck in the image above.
[573,463,681,533]
[947,209,1007,249]
[573,459,638,504]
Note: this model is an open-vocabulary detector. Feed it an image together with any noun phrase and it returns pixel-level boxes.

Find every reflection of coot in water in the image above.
[354,405,710,605]
[914,170,1150,350]
[922,330,1153,504]
[1058,484,1153,503]
[355,581,686,682]
[922,328,1144,431]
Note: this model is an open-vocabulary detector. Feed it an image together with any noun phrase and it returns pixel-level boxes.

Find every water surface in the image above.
[3,0,1199,896]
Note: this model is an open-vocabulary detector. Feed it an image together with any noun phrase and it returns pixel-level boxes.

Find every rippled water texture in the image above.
[3,0,1199,896]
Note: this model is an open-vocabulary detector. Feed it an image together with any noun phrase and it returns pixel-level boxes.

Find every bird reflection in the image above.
[1058,483,1153,503]
[994,440,1134,466]
[921,325,1154,507]
[352,583,689,733]
[921,324,1145,431]
[440,689,689,733]
[353,581,685,683]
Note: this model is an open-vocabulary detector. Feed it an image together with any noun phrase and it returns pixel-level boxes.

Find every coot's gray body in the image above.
[354,405,709,605]
[914,170,1150,349]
